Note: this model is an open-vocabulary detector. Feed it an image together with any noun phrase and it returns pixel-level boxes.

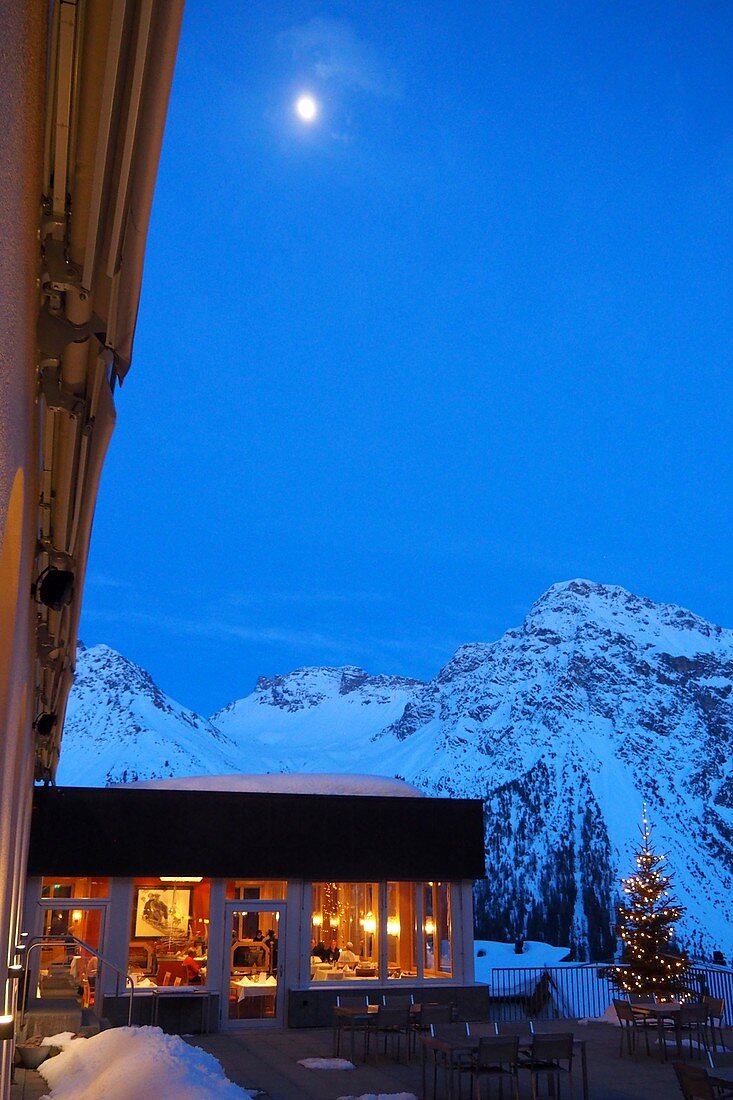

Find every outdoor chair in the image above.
[519,1032,575,1100]
[412,1001,453,1057]
[467,1021,499,1039]
[704,996,727,1053]
[613,997,651,1057]
[369,1006,412,1063]
[676,1003,711,1060]
[460,1035,521,1100]
[672,1060,733,1100]
[628,991,656,1005]
[429,1023,471,1100]
[333,994,371,1060]
[496,1019,535,1038]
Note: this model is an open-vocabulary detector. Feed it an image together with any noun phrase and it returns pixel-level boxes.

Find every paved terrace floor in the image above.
[187,1019,699,1100]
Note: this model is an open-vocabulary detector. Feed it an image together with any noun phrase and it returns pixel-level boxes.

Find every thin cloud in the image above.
[280,17,401,99]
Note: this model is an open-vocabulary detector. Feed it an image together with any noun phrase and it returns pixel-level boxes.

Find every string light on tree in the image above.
[612,805,687,997]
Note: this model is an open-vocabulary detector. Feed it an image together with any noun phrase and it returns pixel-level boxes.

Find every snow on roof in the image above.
[122,772,425,798]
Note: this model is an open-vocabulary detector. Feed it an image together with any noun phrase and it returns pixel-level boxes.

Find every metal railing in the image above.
[21,935,136,1029]
[489,964,733,1024]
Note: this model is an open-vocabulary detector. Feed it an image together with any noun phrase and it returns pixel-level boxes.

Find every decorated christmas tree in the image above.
[614,807,687,997]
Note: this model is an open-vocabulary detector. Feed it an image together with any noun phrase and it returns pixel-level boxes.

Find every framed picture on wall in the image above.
[134,887,190,940]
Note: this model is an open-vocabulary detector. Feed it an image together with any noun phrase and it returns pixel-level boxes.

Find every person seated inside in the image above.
[312,940,329,962]
[326,938,340,964]
[177,940,203,983]
[337,941,359,967]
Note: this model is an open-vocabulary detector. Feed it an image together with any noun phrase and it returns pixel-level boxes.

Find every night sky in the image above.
[81,0,733,715]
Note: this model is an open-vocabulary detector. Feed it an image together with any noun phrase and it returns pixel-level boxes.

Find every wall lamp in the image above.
[34,712,57,738]
[31,566,75,611]
[7,964,23,980]
[0,1016,14,1041]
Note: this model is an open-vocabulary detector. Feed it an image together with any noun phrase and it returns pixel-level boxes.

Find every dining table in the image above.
[419,1030,589,1100]
[630,1001,685,1060]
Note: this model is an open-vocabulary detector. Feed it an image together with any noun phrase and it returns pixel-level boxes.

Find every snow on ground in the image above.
[298,1058,356,1070]
[473,939,572,985]
[337,1094,418,1100]
[38,1027,255,1099]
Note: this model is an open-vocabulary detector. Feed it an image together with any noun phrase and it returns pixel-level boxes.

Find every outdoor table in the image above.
[420,1032,589,1100]
[332,1003,379,1062]
[631,1001,683,1059]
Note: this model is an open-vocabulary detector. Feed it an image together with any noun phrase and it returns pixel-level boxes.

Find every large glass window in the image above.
[130,877,210,986]
[311,882,379,978]
[386,882,418,979]
[424,882,452,978]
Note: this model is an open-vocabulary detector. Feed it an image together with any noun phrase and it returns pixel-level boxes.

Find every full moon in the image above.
[295,94,318,123]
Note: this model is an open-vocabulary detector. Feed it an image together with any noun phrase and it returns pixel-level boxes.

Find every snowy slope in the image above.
[60,581,733,960]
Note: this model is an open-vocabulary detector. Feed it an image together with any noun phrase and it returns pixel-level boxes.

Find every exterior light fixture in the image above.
[32,567,75,611]
[0,1016,14,1041]
[7,964,23,980]
[34,712,57,738]
[14,943,27,954]
[159,877,202,883]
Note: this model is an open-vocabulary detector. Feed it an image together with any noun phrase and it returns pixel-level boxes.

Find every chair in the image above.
[429,1023,471,1099]
[520,1032,575,1100]
[673,1060,733,1099]
[467,1022,498,1039]
[382,993,414,1009]
[613,998,650,1057]
[628,992,656,1004]
[462,1035,520,1100]
[496,1019,535,1038]
[412,1002,453,1058]
[369,1006,412,1063]
[676,1004,710,1059]
[704,997,726,1053]
[333,994,370,1060]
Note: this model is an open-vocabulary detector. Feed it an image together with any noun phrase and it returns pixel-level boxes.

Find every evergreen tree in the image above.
[614,807,687,997]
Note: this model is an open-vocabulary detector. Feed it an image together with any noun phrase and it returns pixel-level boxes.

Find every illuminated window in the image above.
[311,883,379,978]
[387,882,418,979]
[424,882,452,978]
[130,877,210,987]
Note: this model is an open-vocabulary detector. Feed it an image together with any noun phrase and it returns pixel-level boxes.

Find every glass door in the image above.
[37,903,107,1008]
[222,901,285,1028]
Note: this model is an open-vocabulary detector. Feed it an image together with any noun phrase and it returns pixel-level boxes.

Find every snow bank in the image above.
[38,1027,255,1099]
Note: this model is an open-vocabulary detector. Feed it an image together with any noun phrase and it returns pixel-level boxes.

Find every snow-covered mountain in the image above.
[60,580,733,961]
[59,643,241,785]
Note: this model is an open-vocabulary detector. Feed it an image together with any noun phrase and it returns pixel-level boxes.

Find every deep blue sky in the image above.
[81,0,733,716]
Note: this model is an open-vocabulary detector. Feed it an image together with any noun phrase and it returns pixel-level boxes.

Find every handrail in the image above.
[21,935,136,1029]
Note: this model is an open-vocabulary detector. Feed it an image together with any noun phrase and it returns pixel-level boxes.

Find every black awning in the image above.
[28,786,486,881]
